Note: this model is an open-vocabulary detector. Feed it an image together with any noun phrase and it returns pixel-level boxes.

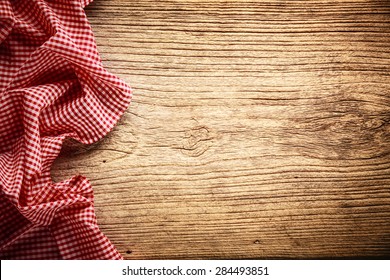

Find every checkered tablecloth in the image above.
[0,0,132,259]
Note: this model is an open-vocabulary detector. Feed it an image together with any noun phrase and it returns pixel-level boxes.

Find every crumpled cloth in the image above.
[0,0,132,259]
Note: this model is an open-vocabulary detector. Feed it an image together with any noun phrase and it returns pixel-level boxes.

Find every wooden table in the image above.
[51,0,390,259]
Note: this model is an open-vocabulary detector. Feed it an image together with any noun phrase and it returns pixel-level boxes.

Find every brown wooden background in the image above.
[51,0,390,259]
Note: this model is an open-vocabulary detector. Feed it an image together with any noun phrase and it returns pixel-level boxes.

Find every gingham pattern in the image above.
[0,0,132,259]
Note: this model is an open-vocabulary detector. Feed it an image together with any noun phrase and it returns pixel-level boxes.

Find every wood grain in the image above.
[51,0,390,259]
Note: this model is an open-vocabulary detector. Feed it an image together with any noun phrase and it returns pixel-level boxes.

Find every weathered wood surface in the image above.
[51,0,390,259]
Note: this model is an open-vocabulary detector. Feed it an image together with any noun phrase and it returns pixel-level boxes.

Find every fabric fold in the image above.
[0,0,131,259]
[0,1,14,45]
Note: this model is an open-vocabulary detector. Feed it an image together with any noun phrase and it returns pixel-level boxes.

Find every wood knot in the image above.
[181,125,213,157]
[286,113,389,160]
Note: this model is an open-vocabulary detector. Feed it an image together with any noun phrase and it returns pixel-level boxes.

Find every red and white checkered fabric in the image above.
[0,0,132,259]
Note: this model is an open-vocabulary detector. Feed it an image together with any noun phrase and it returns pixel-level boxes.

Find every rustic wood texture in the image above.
[51,0,390,259]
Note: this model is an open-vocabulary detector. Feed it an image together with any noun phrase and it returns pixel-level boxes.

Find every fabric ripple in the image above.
[0,0,132,259]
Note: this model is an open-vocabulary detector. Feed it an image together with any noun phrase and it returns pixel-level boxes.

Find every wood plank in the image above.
[51,0,390,259]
